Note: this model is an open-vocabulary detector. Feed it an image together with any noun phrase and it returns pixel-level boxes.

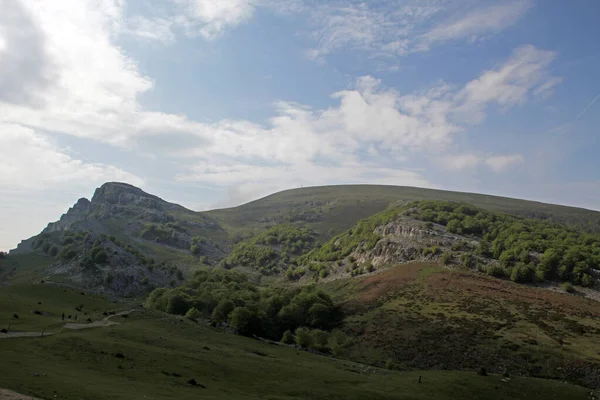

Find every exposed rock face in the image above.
[44,198,92,233]
[355,217,479,267]
[47,235,178,297]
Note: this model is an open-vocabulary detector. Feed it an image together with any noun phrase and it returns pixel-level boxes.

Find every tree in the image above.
[212,299,235,323]
[581,274,594,287]
[166,292,191,315]
[311,329,329,350]
[294,327,313,348]
[185,307,201,321]
[229,307,255,336]
[536,248,560,281]
[510,264,534,283]
[446,219,462,234]
[476,240,491,257]
[94,250,108,264]
[281,330,295,344]
[49,246,59,257]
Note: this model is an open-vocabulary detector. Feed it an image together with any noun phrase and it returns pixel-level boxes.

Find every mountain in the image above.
[7,182,600,296]
[2,182,600,394]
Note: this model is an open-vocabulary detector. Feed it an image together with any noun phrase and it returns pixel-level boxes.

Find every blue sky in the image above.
[1,0,599,250]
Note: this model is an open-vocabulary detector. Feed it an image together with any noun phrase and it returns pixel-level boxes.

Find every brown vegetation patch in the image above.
[358,263,429,302]
[424,271,600,318]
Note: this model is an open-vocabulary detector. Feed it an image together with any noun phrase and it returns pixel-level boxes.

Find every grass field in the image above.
[206,185,600,237]
[321,262,600,389]
[0,282,594,400]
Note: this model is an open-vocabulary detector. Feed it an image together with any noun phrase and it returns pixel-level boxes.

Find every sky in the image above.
[1,0,599,250]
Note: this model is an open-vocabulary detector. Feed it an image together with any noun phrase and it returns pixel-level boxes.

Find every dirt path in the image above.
[63,309,134,330]
[0,310,135,339]
[0,388,43,399]
[0,331,54,339]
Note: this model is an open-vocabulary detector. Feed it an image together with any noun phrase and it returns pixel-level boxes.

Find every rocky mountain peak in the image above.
[92,182,162,207]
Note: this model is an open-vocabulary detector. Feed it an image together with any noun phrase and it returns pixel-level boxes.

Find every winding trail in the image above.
[0,310,135,339]
[0,331,54,339]
[0,388,42,399]
[63,309,135,330]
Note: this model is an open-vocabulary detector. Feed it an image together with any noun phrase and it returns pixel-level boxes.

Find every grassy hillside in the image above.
[321,262,600,389]
[298,200,600,287]
[0,282,593,400]
[206,185,600,237]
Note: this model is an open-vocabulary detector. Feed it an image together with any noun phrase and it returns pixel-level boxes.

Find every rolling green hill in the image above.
[206,184,600,236]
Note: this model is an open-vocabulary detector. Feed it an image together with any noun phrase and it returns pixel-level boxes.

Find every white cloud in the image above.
[126,16,176,43]
[453,45,560,124]
[173,0,258,40]
[440,154,483,170]
[419,0,532,49]
[440,153,524,172]
[485,154,524,172]
[177,158,435,207]
[305,0,531,60]
[0,123,143,189]
[307,2,441,59]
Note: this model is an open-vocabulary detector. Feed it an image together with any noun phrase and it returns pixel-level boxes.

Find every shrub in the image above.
[94,250,108,264]
[185,307,202,321]
[365,263,375,273]
[229,307,255,336]
[212,299,235,323]
[561,282,575,293]
[460,253,475,268]
[486,265,505,278]
[441,251,452,265]
[49,246,59,257]
[581,274,594,287]
[281,330,295,344]
[311,329,330,350]
[510,264,534,283]
[294,327,313,348]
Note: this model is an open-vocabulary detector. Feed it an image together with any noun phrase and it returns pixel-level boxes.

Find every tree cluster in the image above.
[411,200,599,286]
[223,225,315,275]
[145,269,340,340]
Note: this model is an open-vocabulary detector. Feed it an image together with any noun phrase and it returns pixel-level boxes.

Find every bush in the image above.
[58,245,77,261]
[185,307,201,321]
[311,329,330,350]
[441,251,452,265]
[294,327,313,348]
[49,246,59,257]
[460,253,475,268]
[94,250,108,264]
[212,299,235,323]
[229,307,255,336]
[581,274,594,287]
[486,265,505,278]
[510,264,534,283]
[561,282,575,293]
[281,330,295,344]
[365,263,375,273]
